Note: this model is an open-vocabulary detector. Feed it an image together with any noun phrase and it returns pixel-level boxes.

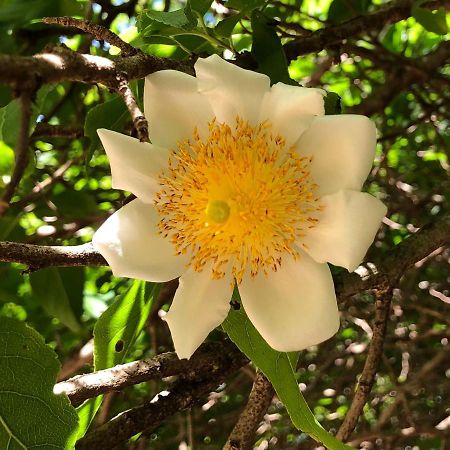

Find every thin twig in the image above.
[42,16,139,57]
[32,123,83,139]
[116,72,149,142]
[336,284,393,442]
[223,371,275,450]
[0,91,33,217]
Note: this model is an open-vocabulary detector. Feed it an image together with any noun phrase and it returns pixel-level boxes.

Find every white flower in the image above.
[92,55,387,360]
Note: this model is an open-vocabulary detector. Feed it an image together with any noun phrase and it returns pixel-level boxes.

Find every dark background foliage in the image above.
[0,0,448,449]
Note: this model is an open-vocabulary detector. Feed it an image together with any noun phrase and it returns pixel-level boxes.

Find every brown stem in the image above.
[75,341,248,450]
[223,371,275,450]
[0,46,194,90]
[42,16,139,57]
[56,342,237,407]
[336,284,393,442]
[116,72,149,142]
[0,91,33,216]
[0,241,106,270]
[284,0,450,60]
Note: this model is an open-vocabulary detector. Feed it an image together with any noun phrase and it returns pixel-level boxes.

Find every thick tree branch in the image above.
[42,16,140,57]
[348,41,450,116]
[336,284,393,441]
[0,45,194,90]
[337,212,450,300]
[0,91,33,216]
[284,0,450,60]
[75,341,249,450]
[1,213,449,290]
[0,241,106,270]
[223,371,275,450]
[56,342,239,407]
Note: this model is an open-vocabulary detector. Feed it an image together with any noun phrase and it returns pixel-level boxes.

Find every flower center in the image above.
[155,117,321,283]
[205,199,230,224]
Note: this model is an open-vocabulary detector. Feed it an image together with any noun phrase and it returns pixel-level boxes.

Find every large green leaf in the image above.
[327,0,371,24]
[138,3,197,35]
[215,13,243,38]
[52,190,99,219]
[412,4,448,35]
[251,11,293,85]
[29,267,83,333]
[74,280,159,439]
[223,301,352,450]
[0,0,83,27]
[84,95,129,162]
[0,317,78,449]
[0,85,54,148]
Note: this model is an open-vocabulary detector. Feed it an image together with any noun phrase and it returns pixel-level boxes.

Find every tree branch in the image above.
[56,342,239,407]
[75,341,249,450]
[0,241,106,270]
[348,41,450,116]
[116,72,149,142]
[0,91,33,216]
[284,0,450,60]
[336,284,393,442]
[337,212,450,300]
[42,16,140,57]
[0,45,194,90]
[223,371,275,450]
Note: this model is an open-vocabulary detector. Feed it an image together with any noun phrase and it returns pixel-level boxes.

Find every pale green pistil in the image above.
[205,199,230,224]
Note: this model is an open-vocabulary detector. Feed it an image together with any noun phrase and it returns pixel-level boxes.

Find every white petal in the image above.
[92,199,188,282]
[296,115,377,197]
[98,129,168,203]
[301,190,387,272]
[195,54,270,125]
[144,70,214,148]
[260,83,325,147]
[165,268,232,359]
[239,253,339,352]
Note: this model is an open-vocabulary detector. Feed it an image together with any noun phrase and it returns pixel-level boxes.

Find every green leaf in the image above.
[84,96,129,162]
[251,11,293,85]
[412,5,448,35]
[0,317,78,449]
[324,92,342,115]
[94,280,159,369]
[0,0,83,27]
[190,0,213,15]
[226,0,266,13]
[215,13,243,38]
[30,268,82,333]
[138,3,197,34]
[222,301,352,450]
[327,0,371,24]
[0,141,14,178]
[73,281,159,439]
[52,190,99,219]
[0,85,54,148]
[0,98,21,148]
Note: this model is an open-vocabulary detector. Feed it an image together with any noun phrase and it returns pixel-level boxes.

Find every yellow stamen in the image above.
[155,117,320,283]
